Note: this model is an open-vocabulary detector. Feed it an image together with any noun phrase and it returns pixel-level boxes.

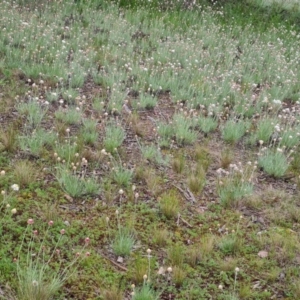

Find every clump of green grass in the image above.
[17,264,62,300]
[13,160,37,187]
[80,130,98,146]
[56,168,85,197]
[193,144,211,171]
[186,246,202,267]
[157,122,174,141]
[92,97,105,113]
[111,165,133,187]
[82,118,98,132]
[132,283,160,300]
[187,166,206,194]
[128,257,148,285]
[17,219,90,300]
[173,114,197,145]
[217,165,253,207]
[138,142,169,166]
[198,235,216,261]
[61,89,79,105]
[132,94,158,110]
[152,228,170,247]
[56,167,100,197]
[83,177,101,195]
[171,151,185,174]
[172,266,186,288]
[107,89,127,114]
[159,190,180,219]
[290,150,300,175]
[103,124,125,153]
[19,129,56,156]
[17,100,48,128]
[220,148,234,169]
[258,149,289,177]
[222,119,250,144]
[112,228,135,257]
[218,235,240,255]
[139,144,154,160]
[54,141,78,163]
[46,91,59,103]
[102,287,123,300]
[142,168,163,196]
[279,129,299,149]
[79,118,99,146]
[0,126,18,152]
[54,107,82,125]
[198,115,218,134]
[249,117,279,145]
[218,179,253,208]
[69,67,86,88]
[167,243,184,267]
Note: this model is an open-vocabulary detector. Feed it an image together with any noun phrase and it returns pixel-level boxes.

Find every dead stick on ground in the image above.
[180,216,193,228]
[99,252,128,271]
[177,213,193,228]
[172,184,194,203]
[186,188,196,203]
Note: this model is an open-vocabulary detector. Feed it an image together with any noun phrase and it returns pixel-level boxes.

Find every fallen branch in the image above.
[186,188,196,203]
[177,213,193,228]
[180,216,193,228]
[172,183,195,203]
[98,251,128,272]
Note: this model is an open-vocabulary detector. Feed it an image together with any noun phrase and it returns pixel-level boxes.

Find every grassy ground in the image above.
[250,0,300,13]
[1,0,300,299]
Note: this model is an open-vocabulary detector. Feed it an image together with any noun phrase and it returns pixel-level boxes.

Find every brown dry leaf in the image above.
[117,256,124,263]
[157,266,165,275]
[196,206,207,214]
[64,194,73,203]
[258,250,268,258]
